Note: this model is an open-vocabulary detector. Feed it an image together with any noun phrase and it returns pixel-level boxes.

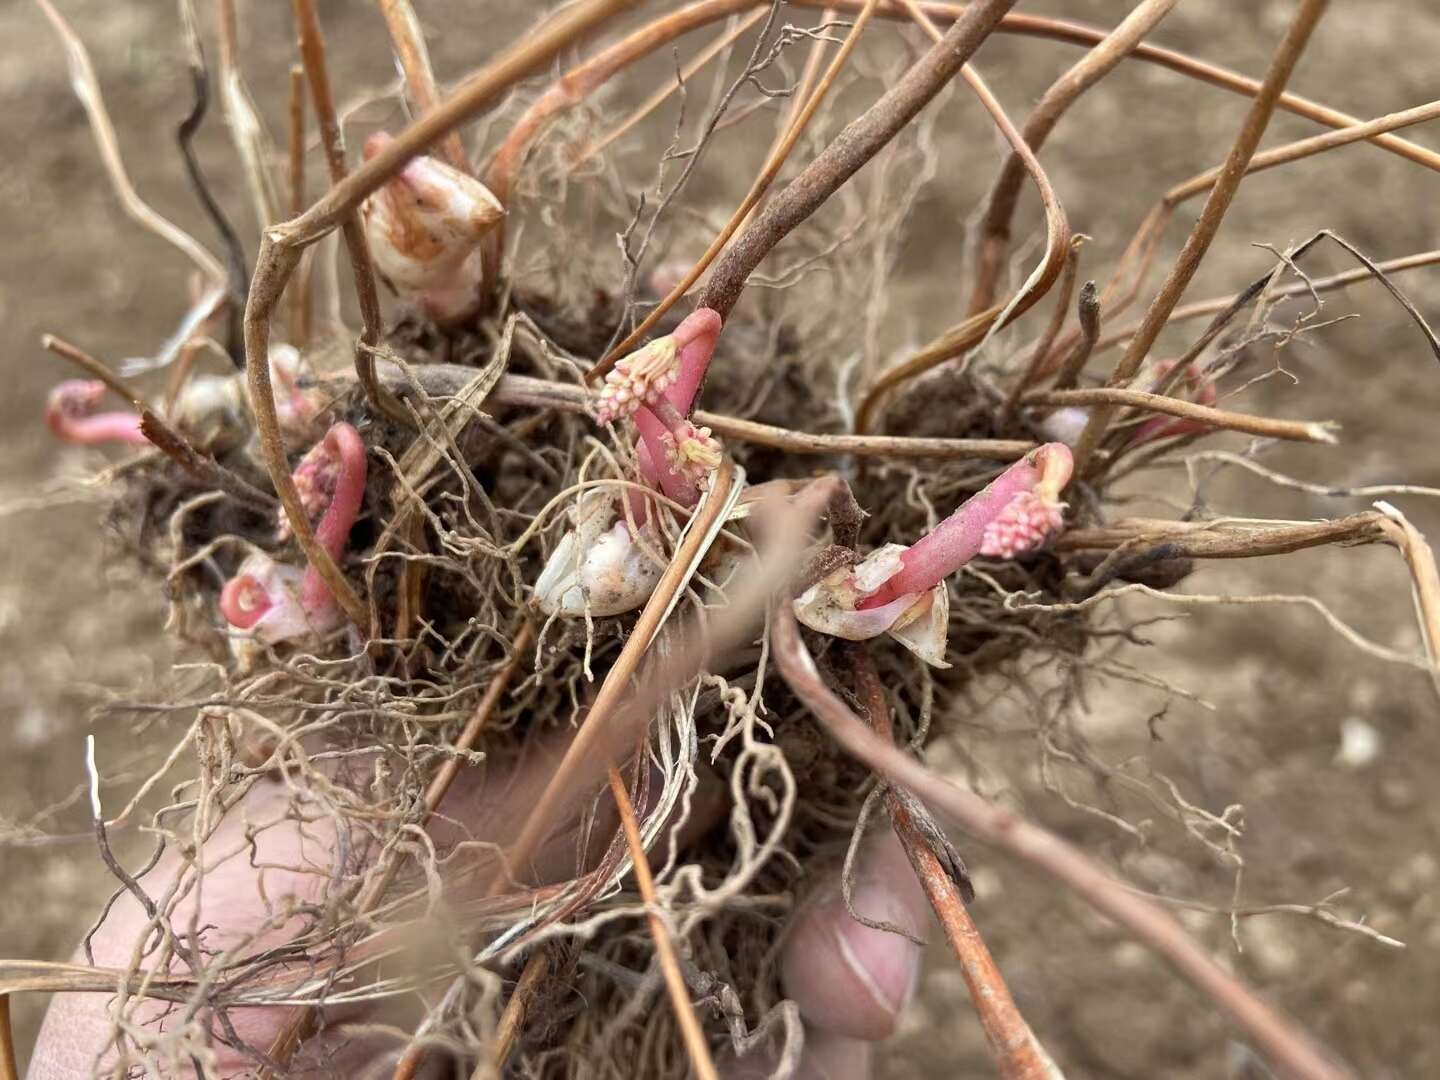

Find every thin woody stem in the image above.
[573,10,769,169]
[770,602,1350,1080]
[1069,0,1330,477]
[473,950,551,1079]
[1093,248,1440,355]
[378,0,471,173]
[607,765,720,1080]
[292,0,409,425]
[801,1,1440,174]
[589,0,885,382]
[969,0,1181,314]
[286,65,312,347]
[1023,387,1337,444]
[853,649,1057,1080]
[696,0,1019,324]
[371,363,1037,459]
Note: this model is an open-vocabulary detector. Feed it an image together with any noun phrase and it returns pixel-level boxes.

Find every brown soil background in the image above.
[2,1,1438,1076]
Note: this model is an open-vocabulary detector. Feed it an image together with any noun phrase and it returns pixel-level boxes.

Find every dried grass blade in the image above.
[35,0,225,283]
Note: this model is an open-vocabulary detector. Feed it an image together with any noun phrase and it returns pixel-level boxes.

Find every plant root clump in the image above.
[26,4,1440,1079]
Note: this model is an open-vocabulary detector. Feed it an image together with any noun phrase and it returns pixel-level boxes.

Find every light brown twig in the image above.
[286,65,311,347]
[378,0,470,173]
[292,0,408,425]
[372,362,1036,459]
[1023,387,1337,444]
[476,949,551,1079]
[854,650,1057,1080]
[1069,0,1330,475]
[770,602,1351,1080]
[0,994,17,1080]
[969,0,1181,314]
[607,765,720,1080]
[589,0,885,381]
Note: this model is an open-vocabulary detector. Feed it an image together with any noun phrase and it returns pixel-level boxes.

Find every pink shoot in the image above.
[596,308,724,510]
[220,422,367,642]
[858,443,1073,609]
[44,380,149,447]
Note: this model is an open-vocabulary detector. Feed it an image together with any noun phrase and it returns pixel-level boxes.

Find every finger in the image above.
[779,825,931,1041]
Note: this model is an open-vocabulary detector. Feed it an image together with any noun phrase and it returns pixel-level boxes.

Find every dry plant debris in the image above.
[11,1,1440,1078]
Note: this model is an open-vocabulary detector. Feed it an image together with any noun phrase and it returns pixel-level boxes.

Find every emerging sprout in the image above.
[44,380,148,447]
[598,308,725,510]
[220,422,367,644]
[795,444,1074,666]
[360,132,504,324]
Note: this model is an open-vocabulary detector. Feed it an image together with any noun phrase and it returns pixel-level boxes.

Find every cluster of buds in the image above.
[1040,360,1217,450]
[795,443,1074,667]
[596,308,725,509]
[360,132,504,325]
[531,309,726,620]
[220,422,367,646]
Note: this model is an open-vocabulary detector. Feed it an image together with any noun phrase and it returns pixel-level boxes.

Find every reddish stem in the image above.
[44,380,149,447]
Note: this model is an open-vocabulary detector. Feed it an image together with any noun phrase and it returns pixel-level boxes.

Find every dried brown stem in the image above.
[1373,505,1440,703]
[1095,249,1440,354]
[41,333,146,406]
[43,333,276,509]
[243,3,640,550]
[803,1,1440,175]
[1168,98,1440,206]
[266,622,535,1074]
[607,765,720,1080]
[590,0,885,382]
[373,362,1035,459]
[138,413,278,512]
[1056,513,1387,559]
[1050,280,1100,390]
[292,0,407,425]
[574,10,769,169]
[697,0,1018,325]
[1001,238,1081,424]
[0,995,16,1080]
[770,602,1351,1080]
[1069,0,1330,477]
[969,0,1181,314]
[378,0,470,172]
[854,649,1057,1080]
[286,65,311,347]
[1024,387,1336,444]
[477,949,551,1079]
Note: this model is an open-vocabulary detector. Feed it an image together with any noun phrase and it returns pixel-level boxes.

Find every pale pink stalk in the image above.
[220,422,367,641]
[44,380,149,447]
[859,444,1073,609]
